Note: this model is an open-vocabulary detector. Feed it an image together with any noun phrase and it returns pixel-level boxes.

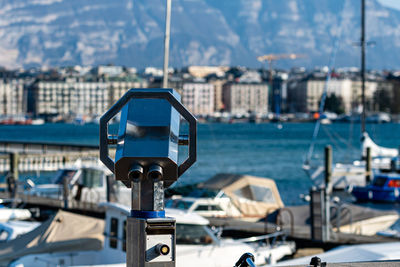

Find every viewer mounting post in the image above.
[99,88,197,267]
[365,147,371,184]
[361,0,366,133]
[324,145,332,242]
[310,145,332,243]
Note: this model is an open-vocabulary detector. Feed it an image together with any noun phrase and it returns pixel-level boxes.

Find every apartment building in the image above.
[0,79,26,116]
[34,80,108,117]
[289,77,377,114]
[182,82,215,116]
[351,80,378,112]
[32,78,149,117]
[222,83,269,115]
[108,80,148,106]
[208,79,225,112]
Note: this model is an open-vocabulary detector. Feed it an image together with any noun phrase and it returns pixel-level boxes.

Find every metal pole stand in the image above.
[99,89,197,267]
[126,216,176,266]
[126,175,176,266]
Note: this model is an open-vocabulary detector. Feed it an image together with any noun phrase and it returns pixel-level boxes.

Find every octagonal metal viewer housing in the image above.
[99,88,197,188]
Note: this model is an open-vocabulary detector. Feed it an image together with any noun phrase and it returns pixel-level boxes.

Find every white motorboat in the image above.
[7,202,295,267]
[25,163,131,206]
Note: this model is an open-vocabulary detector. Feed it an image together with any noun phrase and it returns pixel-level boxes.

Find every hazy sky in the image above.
[378,0,400,10]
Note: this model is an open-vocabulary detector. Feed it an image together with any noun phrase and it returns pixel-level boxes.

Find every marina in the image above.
[0,120,399,266]
[0,0,400,265]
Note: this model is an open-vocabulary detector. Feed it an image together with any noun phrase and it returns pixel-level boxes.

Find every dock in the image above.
[0,140,114,216]
[207,201,400,250]
[0,190,105,217]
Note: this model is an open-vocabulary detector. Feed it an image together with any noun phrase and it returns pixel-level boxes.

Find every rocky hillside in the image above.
[0,0,399,69]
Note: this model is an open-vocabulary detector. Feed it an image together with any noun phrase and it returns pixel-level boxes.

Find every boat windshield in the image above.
[80,168,104,188]
[176,224,214,245]
[165,199,194,210]
[373,177,387,187]
[233,184,276,203]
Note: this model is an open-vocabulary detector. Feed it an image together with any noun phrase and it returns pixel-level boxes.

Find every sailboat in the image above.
[325,132,398,189]
[304,0,399,190]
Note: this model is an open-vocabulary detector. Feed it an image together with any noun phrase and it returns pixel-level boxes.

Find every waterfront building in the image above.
[222,82,269,116]
[304,78,352,113]
[33,80,108,117]
[143,67,173,77]
[182,82,215,116]
[350,80,378,112]
[0,79,26,116]
[147,75,184,95]
[107,80,148,106]
[270,72,289,114]
[288,76,377,114]
[32,77,148,118]
[208,78,225,112]
[375,79,400,114]
[92,65,124,77]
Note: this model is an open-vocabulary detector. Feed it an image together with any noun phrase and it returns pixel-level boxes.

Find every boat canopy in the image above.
[0,210,104,265]
[361,132,398,158]
[198,173,284,217]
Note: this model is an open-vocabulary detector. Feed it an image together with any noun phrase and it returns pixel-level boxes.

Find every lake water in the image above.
[0,122,399,205]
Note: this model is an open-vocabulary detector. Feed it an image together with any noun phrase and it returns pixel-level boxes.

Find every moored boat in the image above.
[167,173,284,221]
[352,173,400,202]
[24,163,131,206]
[5,202,295,267]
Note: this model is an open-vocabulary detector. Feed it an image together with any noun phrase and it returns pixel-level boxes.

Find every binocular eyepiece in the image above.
[128,164,164,181]
[148,165,163,180]
[128,165,144,180]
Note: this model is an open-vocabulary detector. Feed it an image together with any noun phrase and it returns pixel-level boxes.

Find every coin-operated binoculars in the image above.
[99,89,197,267]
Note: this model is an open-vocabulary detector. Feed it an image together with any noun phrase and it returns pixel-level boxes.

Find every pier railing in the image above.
[0,140,110,173]
[0,152,100,172]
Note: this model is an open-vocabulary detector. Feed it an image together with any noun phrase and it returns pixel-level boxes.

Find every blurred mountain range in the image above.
[0,0,399,69]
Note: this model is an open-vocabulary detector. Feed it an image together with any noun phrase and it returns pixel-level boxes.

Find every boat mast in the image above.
[361,0,366,134]
[162,0,172,88]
